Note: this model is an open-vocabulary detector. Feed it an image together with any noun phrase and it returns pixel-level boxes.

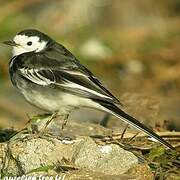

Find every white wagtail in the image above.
[3,29,174,149]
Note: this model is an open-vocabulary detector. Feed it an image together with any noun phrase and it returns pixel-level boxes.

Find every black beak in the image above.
[2,40,18,46]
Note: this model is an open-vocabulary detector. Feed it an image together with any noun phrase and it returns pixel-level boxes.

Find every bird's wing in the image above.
[18,50,121,105]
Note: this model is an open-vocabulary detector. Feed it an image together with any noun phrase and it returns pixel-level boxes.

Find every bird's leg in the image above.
[37,112,58,136]
[61,114,69,130]
[44,112,58,130]
[37,114,70,143]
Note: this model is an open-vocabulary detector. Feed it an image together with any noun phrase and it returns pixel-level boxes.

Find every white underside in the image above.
[21,89,106,115]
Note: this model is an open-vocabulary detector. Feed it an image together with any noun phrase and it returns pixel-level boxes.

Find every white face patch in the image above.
[12,34,47,56]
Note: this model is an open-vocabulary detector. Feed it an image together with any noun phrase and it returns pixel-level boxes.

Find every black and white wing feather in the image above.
[19,67,121,104]
[14,44,121,105]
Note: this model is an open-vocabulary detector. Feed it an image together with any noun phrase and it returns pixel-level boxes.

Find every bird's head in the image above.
[3,29,53,57]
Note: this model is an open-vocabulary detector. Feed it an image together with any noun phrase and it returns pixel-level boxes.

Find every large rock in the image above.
[1,136,138,175]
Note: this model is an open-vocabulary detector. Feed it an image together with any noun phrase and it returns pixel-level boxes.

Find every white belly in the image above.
[21,89,104,115]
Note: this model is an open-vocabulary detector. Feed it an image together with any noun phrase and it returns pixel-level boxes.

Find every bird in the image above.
[3,29,174,150]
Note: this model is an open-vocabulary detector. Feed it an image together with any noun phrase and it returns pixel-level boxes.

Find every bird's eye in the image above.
[27,41,32,46]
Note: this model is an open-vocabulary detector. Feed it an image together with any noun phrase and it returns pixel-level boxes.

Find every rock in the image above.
[74,138,138,175]
[0,143,19,175]
[0,131,154,179]
[0,136,139,176]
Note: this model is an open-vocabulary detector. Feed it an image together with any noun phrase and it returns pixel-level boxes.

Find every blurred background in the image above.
[0,0,180,132]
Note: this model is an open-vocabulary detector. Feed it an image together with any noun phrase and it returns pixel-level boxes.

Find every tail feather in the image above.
[98,101,174,150]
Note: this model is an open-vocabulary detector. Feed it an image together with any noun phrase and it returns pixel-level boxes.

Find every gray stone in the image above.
[0,135,139,176]
[74,137,138,175]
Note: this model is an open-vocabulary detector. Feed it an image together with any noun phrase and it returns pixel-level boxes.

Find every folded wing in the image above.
[19,66,121,105]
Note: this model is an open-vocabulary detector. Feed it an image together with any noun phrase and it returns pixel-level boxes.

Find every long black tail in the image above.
[98,101,174,150]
